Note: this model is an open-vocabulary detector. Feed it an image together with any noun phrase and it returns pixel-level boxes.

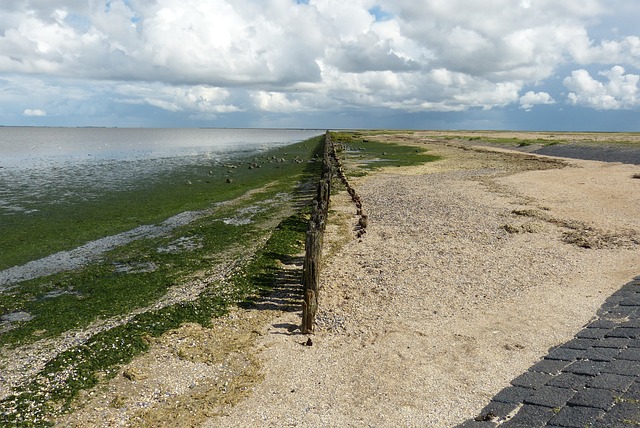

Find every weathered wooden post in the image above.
[302,221,322,334]
[301,131,334,334]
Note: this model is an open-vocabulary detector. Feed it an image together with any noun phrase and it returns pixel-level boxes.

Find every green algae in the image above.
[0,136,323,426]
[0,131,443,426]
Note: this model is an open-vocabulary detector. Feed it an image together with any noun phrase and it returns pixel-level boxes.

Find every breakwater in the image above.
[301,131,367,333]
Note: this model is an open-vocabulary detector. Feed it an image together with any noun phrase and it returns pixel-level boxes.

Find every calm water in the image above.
[0,127,322,215]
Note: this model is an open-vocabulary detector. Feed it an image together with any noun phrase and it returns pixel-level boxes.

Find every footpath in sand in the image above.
[57,134,640,427]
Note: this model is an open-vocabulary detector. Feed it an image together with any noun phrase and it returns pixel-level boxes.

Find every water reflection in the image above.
[0,128,321,215]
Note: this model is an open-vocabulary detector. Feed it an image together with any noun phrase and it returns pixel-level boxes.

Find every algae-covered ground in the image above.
[0,132,441,426]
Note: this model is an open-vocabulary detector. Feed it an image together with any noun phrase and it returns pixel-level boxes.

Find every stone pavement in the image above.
[458,276,640,428]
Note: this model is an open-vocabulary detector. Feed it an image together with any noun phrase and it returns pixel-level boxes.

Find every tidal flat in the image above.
[0,131,439,426]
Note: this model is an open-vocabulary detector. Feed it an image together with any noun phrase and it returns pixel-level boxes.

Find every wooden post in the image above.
[302,224,323,333]
[301,131,341,333]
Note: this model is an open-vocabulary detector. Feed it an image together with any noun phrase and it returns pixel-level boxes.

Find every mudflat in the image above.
[56,132,640,427]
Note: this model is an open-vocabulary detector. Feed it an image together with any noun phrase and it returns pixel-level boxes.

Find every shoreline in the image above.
[7,131,640,426]
[0,137,326,425]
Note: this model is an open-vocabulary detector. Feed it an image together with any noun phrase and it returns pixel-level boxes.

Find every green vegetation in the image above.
[2,188,270,347]
[0,205,312,426]
[0,136,323,270]
[0,131,447,426]
[331,131,441,173]
[0,136,322,426]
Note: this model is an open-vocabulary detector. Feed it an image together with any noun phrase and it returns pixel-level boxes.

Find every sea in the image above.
[0,127,323,285]
[0,127,322,213]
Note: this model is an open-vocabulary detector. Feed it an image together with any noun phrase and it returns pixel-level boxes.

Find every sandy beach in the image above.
[55,133,640,427]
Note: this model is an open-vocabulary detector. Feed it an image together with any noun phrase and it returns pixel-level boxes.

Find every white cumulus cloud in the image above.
[564,66,640,110]
[0,0,639,126]
[570,35,640,68]
[519,91,555,110]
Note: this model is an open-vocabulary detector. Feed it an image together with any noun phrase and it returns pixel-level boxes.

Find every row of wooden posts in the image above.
[301,131,368,334]
[333,141,368,238]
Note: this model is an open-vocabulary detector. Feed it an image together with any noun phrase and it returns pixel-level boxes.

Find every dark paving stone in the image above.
[588,373,636,392]
[567,387,617,410]
[540,142,640,165]
[606,327,640,339]
[511,372,554,389]
[598,296,626,312]
[576,328,611,340]
[594,401,640,427]
[619,298,640,307]
[620,318,640,329]
[502,405,554,427]
[617,347,640,361]
[545,347,585,361]
[457,277,640,427]
[564,338,598,350]
[564,360,607,376]
[620,380,640,400]
[547,406,604,427]
[523,386,575,408]
[582,346,621,362]
[591,421,630,428]
[493,386,535,404]
[546,373,593,390]
[529,359,570,375]
[610,289,638,306]
[601,359,640,376]
[587,319,619,329]
[600,307,638,319]
[621,327,640,339]
[599,294,624,305]
[592,337,631,349]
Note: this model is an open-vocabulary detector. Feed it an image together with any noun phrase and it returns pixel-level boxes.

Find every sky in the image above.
[1,0,639,131]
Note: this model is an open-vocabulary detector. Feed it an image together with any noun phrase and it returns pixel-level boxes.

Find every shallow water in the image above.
[534,144,640,165]
[0,207,208,289]
[0,127,322,279]
[0,127,321,215]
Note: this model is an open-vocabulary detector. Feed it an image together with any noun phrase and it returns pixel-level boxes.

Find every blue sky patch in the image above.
[368,5,393,22]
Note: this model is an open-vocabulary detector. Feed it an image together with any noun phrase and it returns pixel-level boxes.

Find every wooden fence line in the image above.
[301,131,368,334]
[301,131,333,334]
[332,140,368,238]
